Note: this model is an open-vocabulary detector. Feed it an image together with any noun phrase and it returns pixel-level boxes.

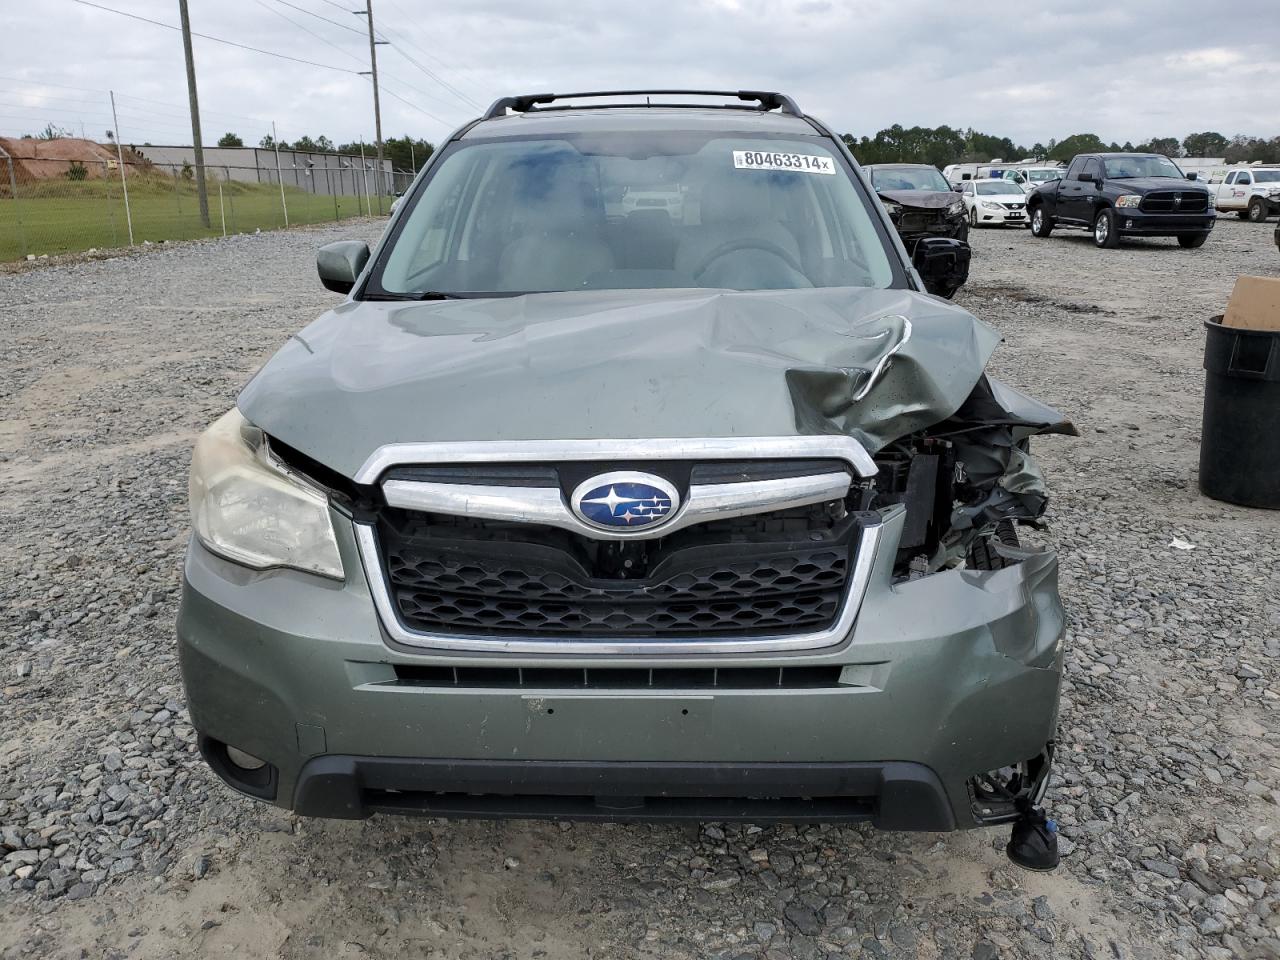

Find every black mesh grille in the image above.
[377,511,861,640]
[1140,191,1208,213]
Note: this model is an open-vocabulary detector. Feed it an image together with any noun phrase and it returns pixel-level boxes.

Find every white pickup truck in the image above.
[1206,167,1280,222]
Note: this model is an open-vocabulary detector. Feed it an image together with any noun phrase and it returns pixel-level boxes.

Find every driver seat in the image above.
[674,176,803,287]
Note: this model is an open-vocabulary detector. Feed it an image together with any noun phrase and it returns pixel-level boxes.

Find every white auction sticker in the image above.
[732,150,836,175]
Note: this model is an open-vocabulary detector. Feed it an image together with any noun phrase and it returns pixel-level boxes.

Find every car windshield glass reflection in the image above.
[373,133,895,296]
[871,167,951,192]
[1103,156,1185,179]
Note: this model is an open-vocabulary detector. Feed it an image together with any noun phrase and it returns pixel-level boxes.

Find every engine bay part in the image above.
[862,375,1077,578]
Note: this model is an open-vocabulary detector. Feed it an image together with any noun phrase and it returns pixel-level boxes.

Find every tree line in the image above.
[841,126,1280,167]
[215,131,434,173]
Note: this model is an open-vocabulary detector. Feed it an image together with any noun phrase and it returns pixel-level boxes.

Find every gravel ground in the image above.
[1,218,1278,960]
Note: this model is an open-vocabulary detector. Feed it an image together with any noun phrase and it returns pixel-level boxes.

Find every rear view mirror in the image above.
[317,240,371,294]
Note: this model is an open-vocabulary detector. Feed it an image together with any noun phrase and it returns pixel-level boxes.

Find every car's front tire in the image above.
[1029,206,1054,237]
[969,207,979,228]
[1178,233,1209,249]
[1248,198,1268,223]
[1093,209,1120,248]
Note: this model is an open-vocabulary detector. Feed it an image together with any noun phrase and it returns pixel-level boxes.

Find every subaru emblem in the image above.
[570,472,679,531]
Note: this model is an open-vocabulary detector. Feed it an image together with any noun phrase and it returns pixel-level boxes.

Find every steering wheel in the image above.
[691,238,804,279]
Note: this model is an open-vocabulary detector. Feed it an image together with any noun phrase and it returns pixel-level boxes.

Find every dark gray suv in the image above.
[179,90,1071,865]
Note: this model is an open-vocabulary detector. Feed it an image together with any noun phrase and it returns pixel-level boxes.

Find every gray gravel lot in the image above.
[1,219,1278,959]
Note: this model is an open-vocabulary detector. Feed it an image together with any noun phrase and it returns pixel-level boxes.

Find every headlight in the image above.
[1208,193,1217,209]
[1115,195,1142,208]
[189,409,344,579]
[980,200,1002,210]
[948,200,964,215]
[882,201,902,217]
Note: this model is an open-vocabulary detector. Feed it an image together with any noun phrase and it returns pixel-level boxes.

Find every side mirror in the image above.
[1185,172,1198,181]
[317,240,371,294]
[912,237,971,291]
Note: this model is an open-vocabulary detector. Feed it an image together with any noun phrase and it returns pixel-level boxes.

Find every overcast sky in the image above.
[3,0,1280,154]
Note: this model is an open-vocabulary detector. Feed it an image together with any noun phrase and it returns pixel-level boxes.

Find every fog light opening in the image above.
[226,746,267,771]
[198,735,279,801]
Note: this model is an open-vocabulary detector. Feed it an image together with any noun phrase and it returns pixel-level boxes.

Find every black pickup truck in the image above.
[1027,153,1215,249]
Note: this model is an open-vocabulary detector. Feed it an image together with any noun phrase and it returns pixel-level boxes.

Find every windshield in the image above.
[869,166,951,192]
[1025,169,1061,182]
[1254,171,1280,183]
[976,181,1021,195]
[372,133,895,296]
[1102,156,1184,179]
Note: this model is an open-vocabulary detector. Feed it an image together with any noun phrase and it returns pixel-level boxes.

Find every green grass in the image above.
[0,176,381,261]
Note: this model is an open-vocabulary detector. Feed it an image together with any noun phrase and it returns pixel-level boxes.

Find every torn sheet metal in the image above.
[927,376,1079,567]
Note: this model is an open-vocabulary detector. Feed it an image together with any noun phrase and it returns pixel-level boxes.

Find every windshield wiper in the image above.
[363,291,461,301]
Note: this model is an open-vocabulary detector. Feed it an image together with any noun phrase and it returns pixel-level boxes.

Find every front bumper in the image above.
[177,507,1065,829]
[975,204,1027,225]
[1116,211,1216,236]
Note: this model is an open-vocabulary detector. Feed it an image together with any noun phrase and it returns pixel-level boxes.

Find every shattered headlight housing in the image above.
[948,199,964,216]
[189,409,344,580]
[1115,194,1142,208]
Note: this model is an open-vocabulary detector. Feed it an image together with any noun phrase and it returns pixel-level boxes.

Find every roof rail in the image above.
[481,89,803,121]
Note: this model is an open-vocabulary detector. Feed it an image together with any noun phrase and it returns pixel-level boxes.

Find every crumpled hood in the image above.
[239,286,1002,481]
[876,189,962,210]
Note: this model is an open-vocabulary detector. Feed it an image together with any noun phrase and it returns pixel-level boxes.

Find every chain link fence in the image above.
[0,152,415,262]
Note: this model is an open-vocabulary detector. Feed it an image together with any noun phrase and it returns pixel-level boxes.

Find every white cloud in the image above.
[1,0,1278,152]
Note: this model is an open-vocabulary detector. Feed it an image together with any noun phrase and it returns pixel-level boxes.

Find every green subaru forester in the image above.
[178,90,1071,866]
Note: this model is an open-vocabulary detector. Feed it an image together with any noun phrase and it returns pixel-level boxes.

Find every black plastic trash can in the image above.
[1199,316,1280,509]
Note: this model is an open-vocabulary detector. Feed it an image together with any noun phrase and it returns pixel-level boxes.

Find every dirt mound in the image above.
[0,136,128,181]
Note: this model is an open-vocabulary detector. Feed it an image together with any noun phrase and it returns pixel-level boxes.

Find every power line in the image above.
[70,0,364,75]
[374,81,453,128]
[255,0,366,67]
[257,1,463,126]
[308,0,481,111]
[272,0,366,37]
[0,76,275,126]
[378,0,487,96]
[381,39,480,110]
[0,90,221,128]
[314,0,360,16]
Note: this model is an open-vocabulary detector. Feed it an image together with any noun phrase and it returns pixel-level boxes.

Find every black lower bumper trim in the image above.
[290,756,957,830]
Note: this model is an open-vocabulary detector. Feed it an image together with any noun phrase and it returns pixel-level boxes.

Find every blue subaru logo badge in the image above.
[570,472,680,532]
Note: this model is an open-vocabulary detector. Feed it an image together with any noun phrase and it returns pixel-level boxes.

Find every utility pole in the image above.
[355,1,387,214]
[273,121,289,227]
[177,0,210,227]
[109,91,134,245]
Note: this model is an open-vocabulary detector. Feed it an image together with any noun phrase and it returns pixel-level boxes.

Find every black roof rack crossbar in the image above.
[482,89,802,121]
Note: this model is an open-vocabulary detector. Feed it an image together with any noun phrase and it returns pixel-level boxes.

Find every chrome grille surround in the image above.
[354,436,885,655]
